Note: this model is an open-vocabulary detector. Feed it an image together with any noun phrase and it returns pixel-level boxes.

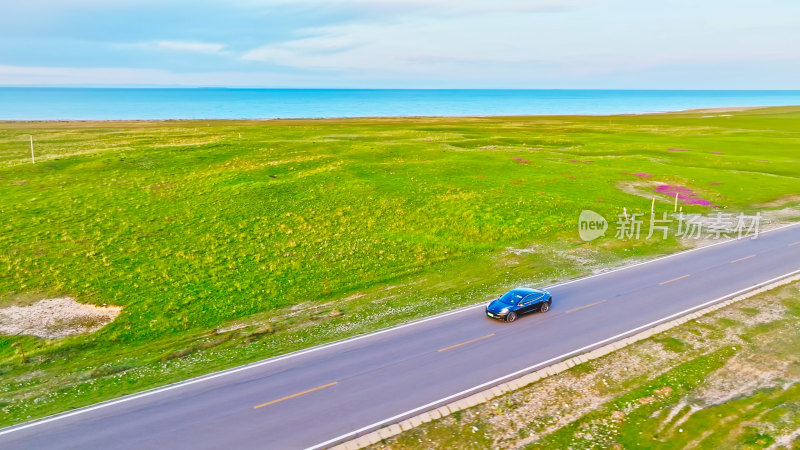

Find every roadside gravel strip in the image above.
[330,271,800,450]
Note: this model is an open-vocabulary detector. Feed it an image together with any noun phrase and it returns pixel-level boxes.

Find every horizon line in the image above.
[2,86,800,91]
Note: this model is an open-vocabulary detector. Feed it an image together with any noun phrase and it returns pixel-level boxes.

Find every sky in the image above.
[1,0,798,88]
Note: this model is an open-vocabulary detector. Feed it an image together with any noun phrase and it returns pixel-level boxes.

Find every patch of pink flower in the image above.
[632,172,653,178]
[710,152,724,155]
[655,185,714,207]
[668,148,691,152]
[513,157,530,164]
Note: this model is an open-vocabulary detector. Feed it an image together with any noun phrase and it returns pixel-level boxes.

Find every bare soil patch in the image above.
[754,193,800,208]
[0,297,121,338]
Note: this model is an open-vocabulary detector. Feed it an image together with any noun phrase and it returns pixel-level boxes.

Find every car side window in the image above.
[526,293,543,304]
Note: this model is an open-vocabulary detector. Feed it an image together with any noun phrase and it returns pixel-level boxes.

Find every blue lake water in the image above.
[1,88,800,120]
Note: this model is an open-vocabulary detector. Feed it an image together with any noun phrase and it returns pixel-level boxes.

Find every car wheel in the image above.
[540,301,550,313]
[506,311,517,323]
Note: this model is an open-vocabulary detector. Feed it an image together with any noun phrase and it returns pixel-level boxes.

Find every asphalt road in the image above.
[2,223,799,449]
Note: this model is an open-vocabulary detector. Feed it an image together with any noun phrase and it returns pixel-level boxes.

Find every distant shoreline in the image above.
[3,88,800,121]
[1,105,795,124]
[672,106,765,113]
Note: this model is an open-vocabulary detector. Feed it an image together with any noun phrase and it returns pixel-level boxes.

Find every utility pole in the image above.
[30,135,35,164]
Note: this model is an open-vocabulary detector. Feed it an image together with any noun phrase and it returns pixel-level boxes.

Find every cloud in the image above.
[241,35,359,65]
[126,40,228,55]
[1,0,799,88]
[238,15,622,78]
[0,64,313,87]
[150,41,227,54]
[236,0,800,84]
[240,0,592,17]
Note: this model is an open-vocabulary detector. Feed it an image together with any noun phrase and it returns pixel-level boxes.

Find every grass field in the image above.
[379,282,800,449]
[1,107,799,426]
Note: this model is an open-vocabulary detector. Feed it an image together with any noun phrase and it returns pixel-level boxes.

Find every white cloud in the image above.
[238,18,628,79]
[237,0,800,84]
[153,41,226,54]
[1,0,798,88]
[132,40,228,54]
[239,0,593,16]
[242,35,359,64]
[0,65,313,87]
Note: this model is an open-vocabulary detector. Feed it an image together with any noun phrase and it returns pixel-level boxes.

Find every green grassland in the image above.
[1,107,799,426]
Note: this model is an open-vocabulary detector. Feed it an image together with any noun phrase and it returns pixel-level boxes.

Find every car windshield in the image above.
[498,290,528,305]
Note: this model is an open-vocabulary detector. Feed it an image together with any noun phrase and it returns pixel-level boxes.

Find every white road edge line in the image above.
[306,268,800,450]
[545,221,797,290]
[0,221,797,437]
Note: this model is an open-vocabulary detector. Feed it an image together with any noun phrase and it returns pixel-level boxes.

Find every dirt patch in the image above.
[692,353,787,406]
[0,297,121,338]
[506,244,541,256]
[617,179,670,202]
[760,206,800,223]
[754,194,800,208]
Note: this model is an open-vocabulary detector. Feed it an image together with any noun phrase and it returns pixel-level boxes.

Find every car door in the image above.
[518,293,537,313]
[525,293,546,313]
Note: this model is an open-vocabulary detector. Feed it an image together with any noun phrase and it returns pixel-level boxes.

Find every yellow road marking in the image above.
[659,274,690,285]
[438,333,495,353]
[565,299,608,314]
[789,241,800,247]
[731,254,756,264]
[253,382,338,409]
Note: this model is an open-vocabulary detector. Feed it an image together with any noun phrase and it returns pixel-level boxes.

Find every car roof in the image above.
[511,287,543,295]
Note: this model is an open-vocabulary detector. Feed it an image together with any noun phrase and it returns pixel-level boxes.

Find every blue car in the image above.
[486,287,552,322]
